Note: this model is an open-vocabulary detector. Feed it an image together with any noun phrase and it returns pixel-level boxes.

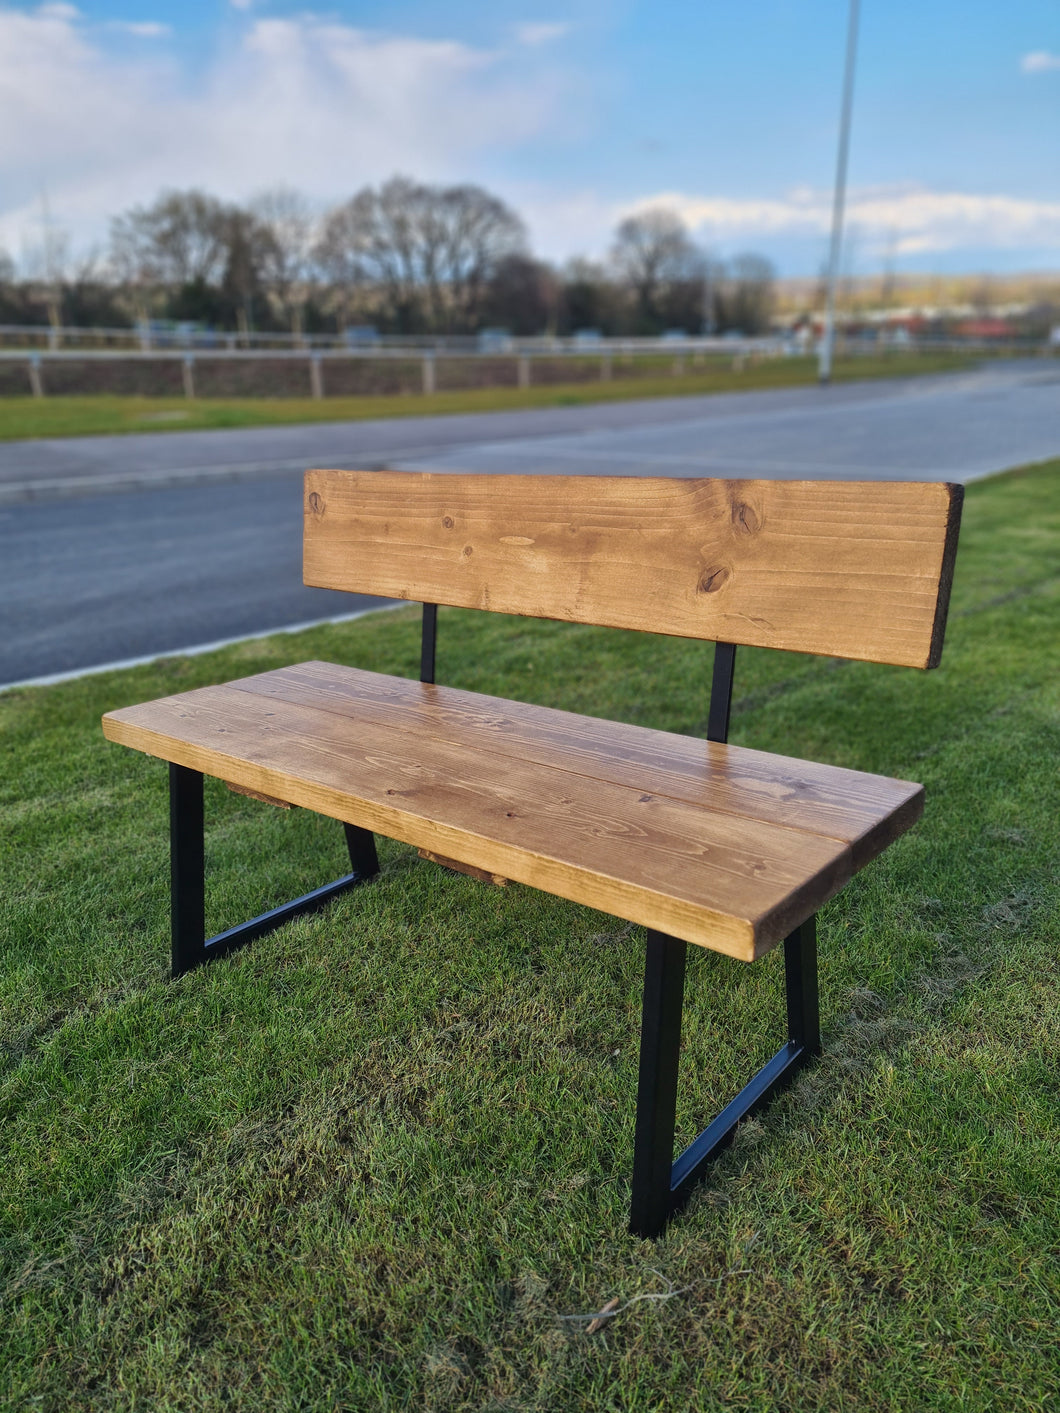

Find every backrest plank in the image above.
[304,470,962,668]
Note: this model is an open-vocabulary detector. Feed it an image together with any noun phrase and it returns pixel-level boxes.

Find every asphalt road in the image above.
[2,361,1057,688]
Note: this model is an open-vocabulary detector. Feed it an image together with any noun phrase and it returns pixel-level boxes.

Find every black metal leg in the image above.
[170,763,206,977]
[629,930,687,1238]
[344,822,379,878]
[168,765,380,979]
[785,915,821,1057]
[629,914,822,1240]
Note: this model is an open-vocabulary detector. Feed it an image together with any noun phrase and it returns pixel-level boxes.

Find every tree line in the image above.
[1,179,776,338]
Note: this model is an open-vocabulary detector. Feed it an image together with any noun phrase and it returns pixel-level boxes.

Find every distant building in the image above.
[955,318,1015,340]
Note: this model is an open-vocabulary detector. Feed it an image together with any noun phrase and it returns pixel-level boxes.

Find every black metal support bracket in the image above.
[421,602,438,685]
[169,762,379,978]
[707,640,737,744]
[629,916,820,1239]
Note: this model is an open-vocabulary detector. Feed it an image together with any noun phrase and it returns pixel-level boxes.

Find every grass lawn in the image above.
[1,459,1058,1410]
[0,350,977,441]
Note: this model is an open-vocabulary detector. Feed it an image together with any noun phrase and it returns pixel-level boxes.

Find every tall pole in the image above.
[819,0,861,385]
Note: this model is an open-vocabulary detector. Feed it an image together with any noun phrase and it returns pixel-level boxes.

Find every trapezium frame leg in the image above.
[629,916,821,1240]
[169,763,379,978]
[629,929,687,1240]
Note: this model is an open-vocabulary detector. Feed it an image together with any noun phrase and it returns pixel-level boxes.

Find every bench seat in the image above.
[102,659,923,963]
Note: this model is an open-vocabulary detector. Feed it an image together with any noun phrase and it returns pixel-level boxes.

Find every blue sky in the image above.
[2,0,1058,276]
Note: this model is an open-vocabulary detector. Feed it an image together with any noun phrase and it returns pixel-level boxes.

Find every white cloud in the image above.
[0,7,567,256]
[2,5,1056,273]
[1021,50,1060,72]
[229,0,254,10]
[514,182,1060,265]
[621,185,1060,256]
[515,21,569,46]
[104,20,171,38]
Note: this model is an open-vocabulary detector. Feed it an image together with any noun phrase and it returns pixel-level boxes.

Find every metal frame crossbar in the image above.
[168,762,378,978]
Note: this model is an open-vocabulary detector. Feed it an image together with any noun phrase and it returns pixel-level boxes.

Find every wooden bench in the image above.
[102,470,962,1238]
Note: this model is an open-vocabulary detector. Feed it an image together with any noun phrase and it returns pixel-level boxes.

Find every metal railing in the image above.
[0,322,785,354]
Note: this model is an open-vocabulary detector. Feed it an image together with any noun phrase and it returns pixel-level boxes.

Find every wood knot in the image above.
[442,515,454,529]
[462,545,473,557]
[697,566,730,594]
[307,491,325,516]
[731,500,759,534]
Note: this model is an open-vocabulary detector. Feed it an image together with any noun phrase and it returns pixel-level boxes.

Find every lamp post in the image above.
[819,0,861,385]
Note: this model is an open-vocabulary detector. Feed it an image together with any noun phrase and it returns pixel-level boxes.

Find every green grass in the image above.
[0,350,977,441]
[2,459,1058,1410]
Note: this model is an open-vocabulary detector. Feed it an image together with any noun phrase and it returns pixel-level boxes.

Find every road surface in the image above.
[2,361,1056,688]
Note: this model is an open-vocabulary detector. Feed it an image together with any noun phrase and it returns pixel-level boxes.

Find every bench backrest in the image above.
[304,470,962,669]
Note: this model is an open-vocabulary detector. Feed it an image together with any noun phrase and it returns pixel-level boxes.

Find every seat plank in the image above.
[104,676,861,961]
[303,471,962,668]
[229,662,923,872]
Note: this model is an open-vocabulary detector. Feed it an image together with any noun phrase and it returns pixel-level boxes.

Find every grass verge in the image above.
[1,460,1058,1410]
[0,351,978,441]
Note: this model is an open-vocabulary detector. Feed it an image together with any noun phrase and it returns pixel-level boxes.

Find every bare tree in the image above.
[319,177,525,333]
[109,189,229,333]
[313,199,369,332]
[251,187,317,341]
[219,207,271,342]
[358,176,430,331]
[611,207,702,330]
[22,195,71,337]
[422,183,527,330]
[110,189,228,288]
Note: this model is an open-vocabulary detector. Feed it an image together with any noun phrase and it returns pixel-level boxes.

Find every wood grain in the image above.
[231,662,923,873]
[303,470,962,668]
[102,663,925,961]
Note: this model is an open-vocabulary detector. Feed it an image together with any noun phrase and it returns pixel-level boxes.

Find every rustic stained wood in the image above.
[417,849,508,886]
[226,780,293,808]
[102,662,925,962]
[233,662,923,872]
[303,470,962,669]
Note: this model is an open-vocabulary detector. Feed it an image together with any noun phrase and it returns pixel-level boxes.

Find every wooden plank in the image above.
[418,849,508,886]
[103,681,857,962]
[230,662,923,872]
[226,781,292,808]
[303,470,962,668]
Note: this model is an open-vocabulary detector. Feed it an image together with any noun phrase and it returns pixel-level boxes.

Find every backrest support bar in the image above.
[304,470,962,668]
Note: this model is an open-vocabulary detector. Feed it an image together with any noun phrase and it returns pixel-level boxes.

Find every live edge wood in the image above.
[102,662,924,964]
[303,470,963,669]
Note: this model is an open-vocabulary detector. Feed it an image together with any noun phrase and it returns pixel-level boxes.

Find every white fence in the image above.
[0,337,787,400]
[0,333,1049,400]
